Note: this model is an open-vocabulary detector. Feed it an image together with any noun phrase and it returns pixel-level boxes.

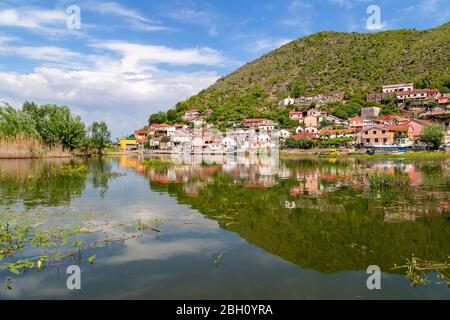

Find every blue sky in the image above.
[0,0,449,137]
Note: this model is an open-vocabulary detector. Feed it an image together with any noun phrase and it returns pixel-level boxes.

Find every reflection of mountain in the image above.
[142,157,450,274]
[0,159,88,209]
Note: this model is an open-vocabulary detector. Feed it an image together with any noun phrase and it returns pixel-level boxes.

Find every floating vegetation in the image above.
[368,173,411,189]
[58,164,88,177]
[87,255,96,265]
[214,250,229,268]
[3,277,14,290]
[142,159,174,168]
[135,219,162,233]
[392,254,450,287]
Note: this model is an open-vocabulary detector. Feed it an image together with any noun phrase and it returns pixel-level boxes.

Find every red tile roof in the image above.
[243,118,267,123]
[397,89,439,96]
[385,125,410,132]
[293,132,318,140]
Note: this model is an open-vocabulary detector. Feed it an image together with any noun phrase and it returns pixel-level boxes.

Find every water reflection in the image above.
[132,155,450,274]
[0,155,448,299]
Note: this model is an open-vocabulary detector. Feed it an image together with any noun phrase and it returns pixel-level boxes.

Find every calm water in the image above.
[0,155,449,299]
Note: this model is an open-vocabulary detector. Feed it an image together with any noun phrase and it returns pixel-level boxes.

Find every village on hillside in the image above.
[119,83,450,154]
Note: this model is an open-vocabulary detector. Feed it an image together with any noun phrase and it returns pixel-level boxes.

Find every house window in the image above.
[365,131,368,134]
[375,138,379,143]
[382,130,386,134]
[373,131,377,134]
[366,139,370,143]
[383,138,387,143]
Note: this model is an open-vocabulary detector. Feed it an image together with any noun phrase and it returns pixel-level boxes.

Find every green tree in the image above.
[23,103,86,150]
[0,103,38,137]
[289,81,306,98]
[149,111,168,124]
[420,124,445,150]
[89,121,111,155]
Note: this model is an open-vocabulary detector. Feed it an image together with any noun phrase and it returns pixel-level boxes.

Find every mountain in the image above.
[157,23,450,127]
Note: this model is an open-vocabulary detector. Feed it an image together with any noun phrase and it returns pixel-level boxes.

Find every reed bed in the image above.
[0,135,71,159]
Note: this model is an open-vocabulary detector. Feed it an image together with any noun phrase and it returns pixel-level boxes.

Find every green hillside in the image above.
[152,23,450,127]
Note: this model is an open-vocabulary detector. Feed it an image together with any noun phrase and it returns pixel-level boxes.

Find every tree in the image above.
[149,111,168,124]
[89,121,111,155]
[420,124,444,150]
[0,103,38,137]
[23,103,86,150]
[289,81,306,98]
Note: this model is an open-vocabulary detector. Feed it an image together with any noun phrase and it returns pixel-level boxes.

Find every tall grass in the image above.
[0,135,71,159]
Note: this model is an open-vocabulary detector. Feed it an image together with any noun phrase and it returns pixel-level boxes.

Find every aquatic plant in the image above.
[142,159,174,168]
[58,164,88,177]
[368,173,411,189]
[392,255,450,287]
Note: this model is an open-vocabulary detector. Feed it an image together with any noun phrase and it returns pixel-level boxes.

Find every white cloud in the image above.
[167,2,223,36]
[82,1,171,32]
[89,40,227,69]
[404,0,450,23]
[0,7,69,35]
[0,38,224,136]
[246,37,292,53]
[83,1,155,23]
[326,0,371,9]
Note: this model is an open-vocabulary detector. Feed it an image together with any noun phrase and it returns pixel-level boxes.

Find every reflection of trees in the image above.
[147,159,450,275]
[0,159,88,209]
[89,158,120,198]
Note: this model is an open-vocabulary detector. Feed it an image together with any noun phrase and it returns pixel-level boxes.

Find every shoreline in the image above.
[280,149,450,158]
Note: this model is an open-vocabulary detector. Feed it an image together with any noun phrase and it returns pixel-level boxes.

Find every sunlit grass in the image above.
[0,135,71,159]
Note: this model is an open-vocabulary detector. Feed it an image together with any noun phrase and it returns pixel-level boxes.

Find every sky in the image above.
[0,0,449,138]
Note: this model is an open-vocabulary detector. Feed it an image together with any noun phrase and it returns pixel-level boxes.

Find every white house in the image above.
[382,83,414,94]
[279,97,295,107]
[279,129,291,139]
[323,115,347,125]
[304,126,319,135]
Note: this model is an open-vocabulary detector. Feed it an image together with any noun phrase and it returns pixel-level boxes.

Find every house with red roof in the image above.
[182,109,200,122]
[319,129,354,139]
[397,89,439,102]
[292,132,318,140]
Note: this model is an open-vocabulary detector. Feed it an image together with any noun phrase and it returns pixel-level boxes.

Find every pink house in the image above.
[289,111,304,121]
[304,115,320,128]
[405,119,432,141]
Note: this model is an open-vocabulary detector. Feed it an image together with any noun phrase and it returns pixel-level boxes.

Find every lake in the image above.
[0,155,449,299]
